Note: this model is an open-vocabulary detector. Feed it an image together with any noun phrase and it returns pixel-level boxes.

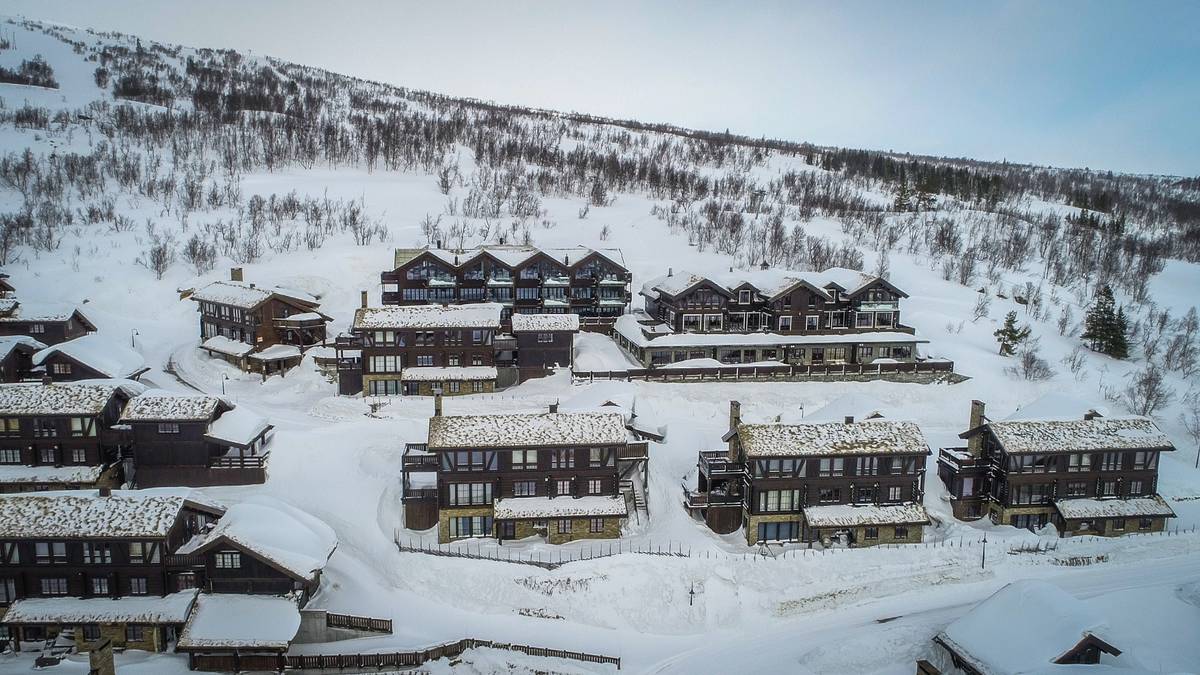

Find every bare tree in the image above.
[144,234,175,280]
[1121,364,1175,417]
[971,292,990,322]
[1180,391,1200,469]
[1006,338,1054,380]
[599,223,611,241]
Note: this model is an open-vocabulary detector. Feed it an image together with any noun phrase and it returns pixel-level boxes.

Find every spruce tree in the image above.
[1109,307,1130,359]
[893,180,912,212]
[1081,285,1128,357]
[994,311,1031,356]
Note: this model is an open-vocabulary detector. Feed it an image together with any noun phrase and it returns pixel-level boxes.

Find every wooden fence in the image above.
[325,610,392,634]
[189,637,620,671]
[573,360,958,383]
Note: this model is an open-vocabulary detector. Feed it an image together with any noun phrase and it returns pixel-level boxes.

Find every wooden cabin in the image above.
[0,300,96,346]
[0,336,45,383]
[32,334,149,382]
[510,313,579,382]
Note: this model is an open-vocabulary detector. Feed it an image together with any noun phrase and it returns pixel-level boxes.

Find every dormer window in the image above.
[739,290,751,305]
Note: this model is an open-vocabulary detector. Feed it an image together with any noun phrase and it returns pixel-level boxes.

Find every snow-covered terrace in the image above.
[204,406,272,448]
[0,491,222,539]
[428,411,628,449]
[510,313,581,332]
[2,590,198,625]
[400,366,497,382]
[1054,496,1176,520]
[493,495,628,520]
[614,314,926,350]
[0,381,128,416]
[176,594,300,651]
[248,344,301,361]
[737,420,929,458]
[986,417,1175,454]
[353,303,502,330]
[200,335,254,357]
[803,503,930,528]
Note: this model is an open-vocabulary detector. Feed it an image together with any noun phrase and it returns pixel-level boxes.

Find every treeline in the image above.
[0,55,57,88]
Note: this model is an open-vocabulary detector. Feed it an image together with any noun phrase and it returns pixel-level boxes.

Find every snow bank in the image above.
[205,406,271,447]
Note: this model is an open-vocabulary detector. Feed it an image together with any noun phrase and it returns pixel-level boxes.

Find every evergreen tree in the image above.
[1080,285,1129,358]
[1110,307,1130,359]
[892,180,912,212]
[994,311,1031,356]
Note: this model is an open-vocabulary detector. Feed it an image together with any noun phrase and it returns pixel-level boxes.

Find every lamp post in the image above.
[130,329,139,348]
[981,533,987,570]
[221,374,229,396]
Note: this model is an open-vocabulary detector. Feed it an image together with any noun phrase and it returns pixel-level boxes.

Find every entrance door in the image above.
[499,521,515,540]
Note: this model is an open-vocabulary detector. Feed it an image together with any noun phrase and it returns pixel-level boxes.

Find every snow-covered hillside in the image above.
[0,17,1198,675]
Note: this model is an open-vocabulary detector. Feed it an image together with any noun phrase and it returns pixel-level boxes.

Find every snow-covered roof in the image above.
[493,495,628,520]
[276,312,326,322]
[190,280,317,310]
[0,381,126,416]
[121,390,222,422]
[737,420,928,458]
[1002,392,1110,422]
[400,366,497,382]
[205,407,271,447]
[510,313,581,332]
[177,593,300,651]
[613,314,926,350]
[428,411,629,449]
[200,335,254,357]
[640,267,886,303]
[394,244,626,272]
[0,335,46,360]
[248,344,301,361]
[802,503,929,528]
[0,464,103,485]
[801,393,889,423]
[33,334,147,379]
[353,303,502,330]
[2,590,198,625]
[186,497,336,582]
[0,490,223,539]
[985,417,1174,454]
[0,300,91,324]
[639,271,715,300]
[937,580,1118,674]
[1054,496,1175,520]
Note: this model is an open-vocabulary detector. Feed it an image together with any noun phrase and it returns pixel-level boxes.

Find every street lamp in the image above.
[221,374,229,395]
[981,533,987,570]
[130,329,139,348]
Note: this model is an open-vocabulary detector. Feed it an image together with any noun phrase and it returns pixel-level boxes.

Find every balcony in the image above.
[403,443,438,471]
[618,442,649,461]
[698,450,743,476]
[684,488,742,510]
[938,447,986,472]
[210,453,268,470]
[165,553,206,569]
[857,301,899,313]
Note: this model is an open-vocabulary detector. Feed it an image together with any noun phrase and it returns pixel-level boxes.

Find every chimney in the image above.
[436,239,443,249]
[1083,410,1099,421]
[360,290,369,309]
[969,400,986,429]
[729,400,742,431]
[230,267,243,282]
[433,392,443,417]
[844,415,855,425]
[549,400,559,414]
[967,400,986,456]
[98,487,112,498]
[248,283,256,289]
[667,267,673,277]
[564,255,569,266]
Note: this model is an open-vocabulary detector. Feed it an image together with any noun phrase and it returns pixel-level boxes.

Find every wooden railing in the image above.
[164,553,206,568]
[325,611,392,634]
[574,360,956,382]
[209,454,268,469]
[698,450,743,475]
[617,443,649,460]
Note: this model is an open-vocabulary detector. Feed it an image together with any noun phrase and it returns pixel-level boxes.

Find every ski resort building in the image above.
[0,299,96,346]
[404,399,650,543]
[189,268,331,375]
[686,401,931,547]
[119,391,272,488]
[380,243,632,322]
[32,334,149,383]
[620,267,937,370]
[937,399,1175,534]
[510,312,579,382]
[0,381,142,493]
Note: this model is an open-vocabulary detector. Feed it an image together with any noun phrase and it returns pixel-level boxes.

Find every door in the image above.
[499,521,515,540]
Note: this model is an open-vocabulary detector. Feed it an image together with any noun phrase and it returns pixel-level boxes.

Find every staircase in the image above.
[620,478,649,524]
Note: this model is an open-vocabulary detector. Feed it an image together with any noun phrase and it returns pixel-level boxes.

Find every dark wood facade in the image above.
[0,305,95,346]
[122,400,270,488]
[513,329,574,382]
[0,338,42,384]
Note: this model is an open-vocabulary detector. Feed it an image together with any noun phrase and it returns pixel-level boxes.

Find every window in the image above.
[83,543,112,564]
[818,458,844,477]
[550,449,574,469]
[517,287,540,300]
[1100,480,1118,497]
[1065,481,1088,497]
[33,419,56,438]
[682,314,701,332]
[81,624,101,641]
[894,526,909,540]
[1068,453,1091,472]
[35,542,66,564]
[1010,483,1053,505]
[887,486,903,502]
[447,381,460,394]
[40,578,69,596]
[1132,451,1156,470]
[125,625,145,642]
[0,448,19,464]
[129,542,146,564]
[758,489,800,512]
[445,451,496,472]
[215,551,242,569]
[472,381,485,393]
[369,355,400,373]
[368,379,401,396]
[855,486,875,503]
[778,316,792,331]
[129,577,148,595]
[38,447,56,464]
[589,518,605,533]
[1128,479,1144,496]
[557,519,572,534]
[511,449,537,470]
[537,332,554,344]
[704,314,723,331]
[91,577,109,595]
[70,417,94,437]
[864,527,879,540]
[805,316,819,330]
[587,479,603,495]
[513,480,536,497]
[0,542,19,564]
[1138,518,1153,531]
[1099,452,1122,471]
[415,355,435,367]
[818,487,841,503]
[757,521,800,542]
[449,516,492,538]
[738,290,752,304]
[0,418,17,435]
[71,448,87,463]
[370,330,397,346]
[1112,518,1125,531]
[157,423,180,434]
[0,578,14,603]
[556,479,572,496]
[860,457,879,476]
[29,323,46,334]
[589,448,612,468]
[448,482,492,506]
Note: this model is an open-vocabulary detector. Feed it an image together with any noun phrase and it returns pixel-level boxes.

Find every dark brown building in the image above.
[32,334,149,382]
[938,399,1175,535]
[381,244,631,321]
[190,269,331,375]
[0,299,96,346]
[0,336,45,383]
[686,401,930,547]
[0,381,135,493]
[119,392,271,488]
[404,400,649,543]
[510,313,578,382]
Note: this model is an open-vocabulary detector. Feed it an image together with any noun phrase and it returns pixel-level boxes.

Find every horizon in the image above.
[4,1,1199,176]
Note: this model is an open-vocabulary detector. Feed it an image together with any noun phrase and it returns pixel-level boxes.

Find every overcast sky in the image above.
[7,1,1199,175]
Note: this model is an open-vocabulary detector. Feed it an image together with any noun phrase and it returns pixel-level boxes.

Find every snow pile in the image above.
[737,420,928,457]
[190,280,316,309]
[205,406,271,447]
[1055,496,1175,520]
[401,366,497,382]
[493,495,628,519]
[937,580,1116,673]
[121,390,222,421]
[353,303,503,329]
[0,491,222,539]
[802,503,929,528]
[0,381,125,415]
[177,594,300,650]
[2,590,198,625]
[801,393,890,423]
[510,313,581,332]
[0,335,46,359]
[33,334,147,379]
[988,417,1174,454]
[639,271,711,300]
[249,344,301,361]
[428,412,628,449]
[200,335,254,357]
[189,496,336,582]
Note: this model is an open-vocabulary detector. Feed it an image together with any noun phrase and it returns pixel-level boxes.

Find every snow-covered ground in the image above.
[0,17,1198,674]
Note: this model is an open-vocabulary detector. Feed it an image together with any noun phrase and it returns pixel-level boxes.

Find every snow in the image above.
[0,334,46,359]
[510,313,581,332]
[0,381,125,415]
[0,300,88,323]
[936,580,1116,674]
[32,334,147,379]
[205,406,271,447]
[395,244,625,272]
[614,313,927,349]
[400,366,498,382]
[277,311,325,322]
[0,464,102,484]
[190,280,316,309]
[660,358,785,369]
[0,490,222,539]
[353,303,503,329]
[493,496,628,520]
[573,332,642,371]
[176,594,300,650]
[121,390,221,422]
[1054,496,1176,520]
[986,417,1174,454]
[639,271,712,300]
[248,344,301,361]
[427,412,629,449]
[1002,391,1109,422]
[2,590,198,625]
[737,420,929,458]
[802,393,890,422]
[186,496,336,582]
[802,503,930,528]
[641,267,880,303]
[200,335,254,357]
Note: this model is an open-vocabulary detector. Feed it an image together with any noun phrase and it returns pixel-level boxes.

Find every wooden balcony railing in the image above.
[698,450,743,475]
[210,454,268,470]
